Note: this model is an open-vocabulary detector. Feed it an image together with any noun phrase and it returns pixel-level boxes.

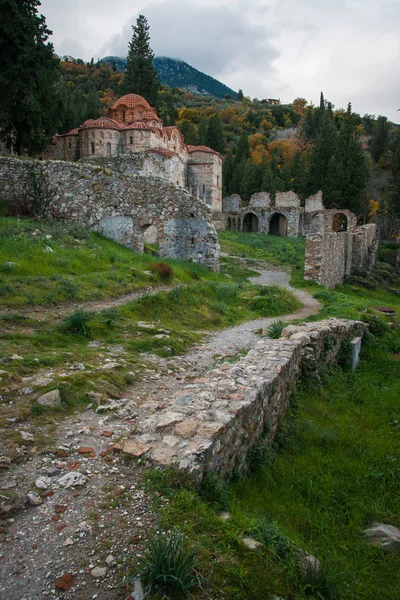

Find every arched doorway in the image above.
[227,217,232,231]
[332,213,348,232]
[269,213,288,236]
[242,213,259,232]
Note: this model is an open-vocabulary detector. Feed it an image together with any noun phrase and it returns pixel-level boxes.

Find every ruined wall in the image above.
[187,151,223,213]
[352,224,379,273]
[0,156,220,270]
[127,319,365,481]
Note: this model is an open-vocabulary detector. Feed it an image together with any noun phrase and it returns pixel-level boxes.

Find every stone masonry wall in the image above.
[127,319,366,482]
[0,156,220,270]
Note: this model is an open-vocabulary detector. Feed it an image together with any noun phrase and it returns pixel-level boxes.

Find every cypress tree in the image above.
[205,114,225,153]
[370,116,389,163]
[306,111,338,203]
[0,0,61,154]
[122,15,160,105]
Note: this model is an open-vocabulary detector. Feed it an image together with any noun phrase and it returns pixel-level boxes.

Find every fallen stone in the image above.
[78,446,95,455]
[364,523,400,552]
[45,245,54,253]
[219,512,231,521]
[0,480,17,490]
[91,566,107,579]
[298,550,321,573]
[155,413,184,430]
[37,389,61,408]
[113,440,151,457]
[55,573,75,591]
[87,391,104,405]
[102,431,114,438]
[57,472,87,488]
[175,392,195,406]
[137,321,155,328]
[27,492,42,505]
[106,554,116,567]
[20,431,34,442]
[35,476,52,490]
[131,579,145,600]
[242,537,263,550]
[101,362,122,370]
[46,466,60,477]
[72,363,85,371]
[11,354,23,360]
[63,537,74,547]
[175,419,198,439]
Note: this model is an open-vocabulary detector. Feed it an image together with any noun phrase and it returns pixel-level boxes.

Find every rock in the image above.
[27,492,42,505]
[242,537,263,550]
[63,537,74,547]
[72,363,85,371]
[101,362,122,370]
[0,457,11,469]
[87,391,103,405]
[219,512,231,521]
[175,419,198,439]
[154,334,170,339]
[155,413,184,430]
[105,554,116,567]
[55,573,75,591]
[0,480,17,490]
[364,523,400,552]
[91,566,107,579]
[5,262,17,269]
[57,472,87,488]
[37,389,61,408]
[45,234,52,239]
[78,521,92,535]
[20,431,34,442]
[47,466,60,477]
[45,245,54,253]
[113,440,151,457]
[78,446,95,455]
[137,321,155,329]
[11,354,22,360]
[131,579,145,600]
[163,435,180,447]
[175,392,195,406]
[298,550,321,573]
[35,476,52,490]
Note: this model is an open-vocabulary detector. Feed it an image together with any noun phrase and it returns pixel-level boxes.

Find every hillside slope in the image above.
[99,55,238,99]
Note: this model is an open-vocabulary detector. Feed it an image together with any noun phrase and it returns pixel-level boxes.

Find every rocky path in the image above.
[0,262,320,600]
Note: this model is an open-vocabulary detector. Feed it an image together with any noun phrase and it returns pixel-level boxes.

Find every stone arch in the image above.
[143,224,159,247]
[242,212,259,233]
[269,212,288,236]
[332,212,348,232]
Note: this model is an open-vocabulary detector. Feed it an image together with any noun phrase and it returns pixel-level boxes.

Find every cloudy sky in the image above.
[40,0,399,123]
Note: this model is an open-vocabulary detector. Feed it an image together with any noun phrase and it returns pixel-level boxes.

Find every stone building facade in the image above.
[0,156,220,271]
[43,93,223,213]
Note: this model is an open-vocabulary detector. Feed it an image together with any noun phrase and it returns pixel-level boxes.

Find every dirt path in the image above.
[0,262,320,600]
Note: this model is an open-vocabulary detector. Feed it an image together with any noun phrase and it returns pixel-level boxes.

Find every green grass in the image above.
[145,328,400,599]
[0,217,225,307]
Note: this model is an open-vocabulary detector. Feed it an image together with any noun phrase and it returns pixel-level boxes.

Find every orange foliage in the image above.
[266,139,299,163]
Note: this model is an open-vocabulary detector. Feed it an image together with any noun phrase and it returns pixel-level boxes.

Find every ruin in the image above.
[217,189,378,287]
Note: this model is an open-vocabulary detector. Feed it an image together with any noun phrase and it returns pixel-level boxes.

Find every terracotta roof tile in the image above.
[186,144,220,156]
[110,93,152,111]
[80,117,122,131]
[146,147,179,158]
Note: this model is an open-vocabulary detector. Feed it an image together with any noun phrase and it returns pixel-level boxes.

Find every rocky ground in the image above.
[0,263,320,600]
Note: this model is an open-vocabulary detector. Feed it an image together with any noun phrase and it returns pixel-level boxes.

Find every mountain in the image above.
[99,56,238,100]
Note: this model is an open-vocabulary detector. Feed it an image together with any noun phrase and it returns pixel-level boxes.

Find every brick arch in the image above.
[310,209,357,233]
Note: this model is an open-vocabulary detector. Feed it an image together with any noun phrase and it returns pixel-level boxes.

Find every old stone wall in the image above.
[127,319,365,481]
[187,151,223,213]
[352,224,379,273]
[0,156,220,270]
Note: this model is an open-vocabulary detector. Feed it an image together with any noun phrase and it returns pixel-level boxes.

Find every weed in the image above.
[100,308,120,328]
[266,319,286,339]
[130,529,201,597]
[199,472,231,510]
[150,261,174,281]
[61,308,93,336]
[299,561,347,600]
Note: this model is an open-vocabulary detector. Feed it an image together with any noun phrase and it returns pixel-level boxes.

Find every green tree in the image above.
[122,14,160,105]
[370,115,389,163]
[306,111,338,202]
[0,0,61,154]
[205,114,225,153]
[237,89,244,102]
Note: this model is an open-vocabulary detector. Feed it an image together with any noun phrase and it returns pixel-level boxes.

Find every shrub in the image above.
[100,308,120,328]
[256,518,295,559]
[266,319,286,339]
[150,262,174,281]
[131,529,201,597]
[62,308,93,336]
[199,472,231,510]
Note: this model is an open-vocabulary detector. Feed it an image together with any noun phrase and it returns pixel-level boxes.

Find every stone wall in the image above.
[0,156,220,270]
[187,151,223,213]
[128,319,366,482]
[304,215,377,288]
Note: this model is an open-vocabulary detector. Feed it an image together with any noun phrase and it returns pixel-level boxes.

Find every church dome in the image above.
[110,94,152,110]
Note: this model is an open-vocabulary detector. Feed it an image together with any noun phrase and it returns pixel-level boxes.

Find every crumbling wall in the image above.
[127,319,366,481]
[0,156,220,270]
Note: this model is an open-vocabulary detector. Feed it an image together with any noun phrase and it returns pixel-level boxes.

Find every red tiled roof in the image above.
[80,117,122,131]
[146,147,179,158]
[186,144,220,156]
[124,121,157,131]
[110,93,152,111]
[142,111,160,121]
[62,128,79,136]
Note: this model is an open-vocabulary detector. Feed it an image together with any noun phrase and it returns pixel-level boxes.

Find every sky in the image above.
[40,0,400,124]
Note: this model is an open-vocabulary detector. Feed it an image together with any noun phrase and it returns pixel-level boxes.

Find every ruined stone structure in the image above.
[304,210,378,288]
[43,93,223,213]
[0,156,220,270]
[217,190,325,236]
[124,319,366,482]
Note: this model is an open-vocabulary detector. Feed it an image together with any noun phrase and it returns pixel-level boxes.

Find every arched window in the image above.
[122,112,126,122]
[106,142,111,156]
[91,142,95,154]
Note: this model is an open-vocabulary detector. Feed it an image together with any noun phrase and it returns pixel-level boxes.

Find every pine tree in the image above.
[237,89,244,102]
[122,15,160,105]
[306,111,338,203]
[0,0,61,154]
[205,114,224,153]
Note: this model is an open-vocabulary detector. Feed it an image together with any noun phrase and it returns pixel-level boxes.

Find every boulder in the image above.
[364,523,400,553]
[37,389,61,408]
[57,472,87,488]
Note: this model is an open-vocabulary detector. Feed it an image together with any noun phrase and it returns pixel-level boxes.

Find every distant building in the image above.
[267,98,280,105]
[44,93,223,212]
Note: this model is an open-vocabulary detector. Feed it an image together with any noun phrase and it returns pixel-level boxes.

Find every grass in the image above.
[144,327,400,599]
[0,218,224,307]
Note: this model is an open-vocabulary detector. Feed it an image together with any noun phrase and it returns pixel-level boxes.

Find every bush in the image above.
[62,308,93,336]
[131,529,201,597]
[150,262,174,281]
[199,472,231,510]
